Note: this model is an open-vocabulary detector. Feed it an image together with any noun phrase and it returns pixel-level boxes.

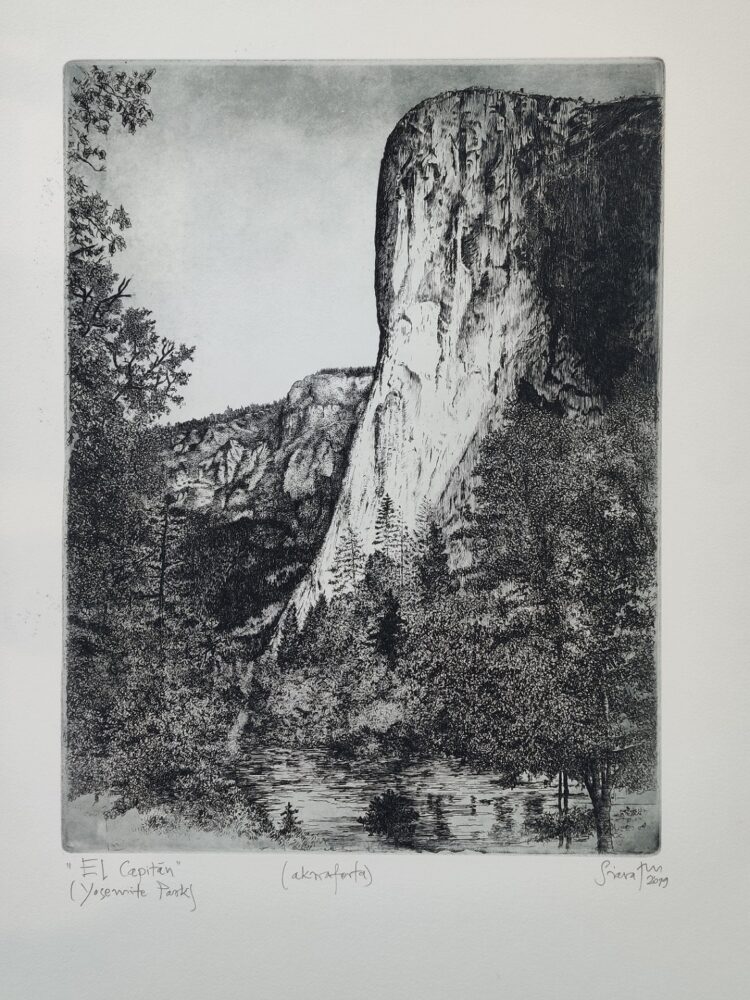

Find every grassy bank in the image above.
[63,793,327,852]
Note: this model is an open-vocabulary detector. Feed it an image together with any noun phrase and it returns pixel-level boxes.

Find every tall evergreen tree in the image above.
[374,494,397,560]
[331,514,365,597]
[415,520,452,598]
[369,591,406,665]
[277,604,301,669]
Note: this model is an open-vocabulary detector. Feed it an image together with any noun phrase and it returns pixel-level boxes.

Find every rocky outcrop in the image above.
[287,88,661,618]
[166,370,373,518]
[164,369,373,636]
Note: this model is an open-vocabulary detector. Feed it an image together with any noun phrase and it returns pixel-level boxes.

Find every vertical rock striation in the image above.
[288,87,661,619]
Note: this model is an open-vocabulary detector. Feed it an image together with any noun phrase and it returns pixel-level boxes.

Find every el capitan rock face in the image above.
[162,89,661,632]
[288,88,661,618]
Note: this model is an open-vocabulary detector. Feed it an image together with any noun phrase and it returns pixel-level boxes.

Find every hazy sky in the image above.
[69,61,661,420]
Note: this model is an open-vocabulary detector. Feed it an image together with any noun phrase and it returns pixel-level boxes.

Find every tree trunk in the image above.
[599,777,614,852]
[592,779,613,853]
[157,502,170,627]
[563,770,571,850]
[557,771,564,847]
[584,765,614,853]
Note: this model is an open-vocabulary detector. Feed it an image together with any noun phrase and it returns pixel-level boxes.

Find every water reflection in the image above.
[358,789,419,848]
[231,745,656,853]
[522,792,546,831]
[424,793,452,842]
[488,796,514,841]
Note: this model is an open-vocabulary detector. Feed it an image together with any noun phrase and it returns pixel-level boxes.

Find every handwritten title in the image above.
[66,857,197,911]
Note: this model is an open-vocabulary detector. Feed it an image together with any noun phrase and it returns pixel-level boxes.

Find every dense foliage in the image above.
[264,376,657,851]
[65,67,258,833]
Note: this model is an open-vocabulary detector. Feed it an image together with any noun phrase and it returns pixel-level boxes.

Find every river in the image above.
[233,745,659,853]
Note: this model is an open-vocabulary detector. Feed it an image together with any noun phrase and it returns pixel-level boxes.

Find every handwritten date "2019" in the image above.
[595,860,669,889]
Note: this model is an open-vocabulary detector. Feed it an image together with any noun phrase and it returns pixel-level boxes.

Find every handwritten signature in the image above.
[281,860,373,893]
[595,860,669,890]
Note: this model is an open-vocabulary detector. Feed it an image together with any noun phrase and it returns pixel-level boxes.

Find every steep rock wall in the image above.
[288,88,661,618]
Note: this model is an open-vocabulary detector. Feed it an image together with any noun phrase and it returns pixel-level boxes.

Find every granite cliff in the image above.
[164,88,660,637]
[287,88,661,619]
[167,369,373,518]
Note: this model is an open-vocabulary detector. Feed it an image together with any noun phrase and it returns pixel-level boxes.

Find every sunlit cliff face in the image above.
[285,88,660,620]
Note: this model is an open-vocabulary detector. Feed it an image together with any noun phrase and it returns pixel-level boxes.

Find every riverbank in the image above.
[64,761,659,854]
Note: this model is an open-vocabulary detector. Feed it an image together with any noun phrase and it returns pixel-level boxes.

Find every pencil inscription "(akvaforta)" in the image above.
[281,860,373,892]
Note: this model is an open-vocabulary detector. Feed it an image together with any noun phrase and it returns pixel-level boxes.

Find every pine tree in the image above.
[374,494,397,560]
[369,591,406,664]
[331,519,365,597]
[393,512,417,592]
[414,499,433,553]
[278,802,301,836]
[277,604,301,669]
[416,520,452,598]
[302,593,329,642]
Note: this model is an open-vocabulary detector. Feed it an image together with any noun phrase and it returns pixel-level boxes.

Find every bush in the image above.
[524,806,595,842]
[358,789,419,847]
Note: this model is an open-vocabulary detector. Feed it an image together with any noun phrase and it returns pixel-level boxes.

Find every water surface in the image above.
[233,746,658,853]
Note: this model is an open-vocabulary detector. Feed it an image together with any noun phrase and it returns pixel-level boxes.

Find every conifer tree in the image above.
[416,520,452,598]
[277,604,301,669]
[369,591,406,664]
[278,802,301,836]
[414,499,433,554]
[331,519,365,597]
[374,494,397,560]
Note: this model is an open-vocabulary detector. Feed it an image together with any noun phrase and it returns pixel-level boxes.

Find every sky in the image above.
[68,61,662,421]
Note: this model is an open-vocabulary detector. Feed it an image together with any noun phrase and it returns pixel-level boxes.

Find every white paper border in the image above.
[1,2,749,997]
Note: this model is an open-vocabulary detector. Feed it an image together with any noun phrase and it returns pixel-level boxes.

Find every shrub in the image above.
[357,789,419,847]
[524,806,595,842]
